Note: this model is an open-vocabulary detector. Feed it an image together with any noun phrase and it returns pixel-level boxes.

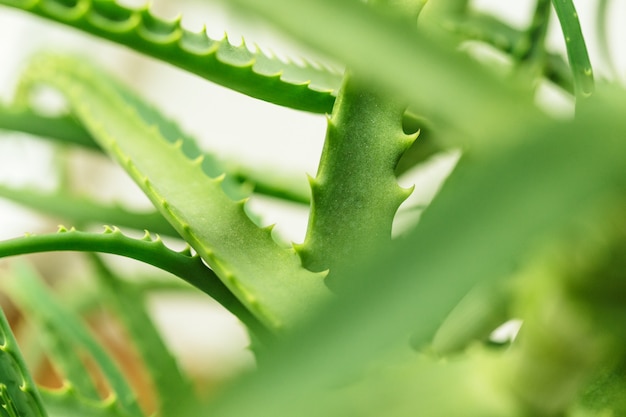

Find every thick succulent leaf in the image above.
[0,0,340,113]
[496,208,626,415]
[16,54,330,332]
[516,0,551,64]
[296,74,416,287]
[573,359,626,416]
[445,12,574,94]
[0,306,48,417]
[0,104,311,205]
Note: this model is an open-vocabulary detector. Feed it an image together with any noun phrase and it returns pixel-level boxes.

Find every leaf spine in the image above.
[171,138,184,150]
[212,172,226,183]
[262,223,276,234]
[179,245,193,257]
[191,154,205,166]
[180,223,191,234]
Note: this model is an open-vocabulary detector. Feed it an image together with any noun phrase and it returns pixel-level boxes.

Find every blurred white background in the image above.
[0,0,624,385]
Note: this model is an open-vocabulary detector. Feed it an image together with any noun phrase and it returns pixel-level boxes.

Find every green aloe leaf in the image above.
[0,0,340,112]
[296,74,415,288]
[0,104,311,206]
[16,54,330,333]
[0,104,95,149]
[595,0,616,77]
[444,12,574,94]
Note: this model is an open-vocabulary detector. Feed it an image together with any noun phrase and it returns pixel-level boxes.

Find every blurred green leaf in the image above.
[198,87,626,416]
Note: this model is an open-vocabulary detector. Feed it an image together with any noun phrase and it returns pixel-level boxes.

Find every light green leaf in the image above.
[16,54,330,332]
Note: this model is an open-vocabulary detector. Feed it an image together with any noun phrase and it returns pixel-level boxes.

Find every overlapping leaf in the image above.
[15,54,329,332]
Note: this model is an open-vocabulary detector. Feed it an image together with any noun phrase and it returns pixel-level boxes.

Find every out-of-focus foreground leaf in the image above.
[193,84,626,416]
[225,0,541,140]
[177,1,626,415]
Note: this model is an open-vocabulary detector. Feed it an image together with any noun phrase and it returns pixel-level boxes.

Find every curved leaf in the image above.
[0,226,265,338]
[16,54,330,332]
[0,0,340,112]
[0,104,95,149]
[224,0,540,141]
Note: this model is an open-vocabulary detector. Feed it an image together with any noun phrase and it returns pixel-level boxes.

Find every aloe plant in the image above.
[1,0,626,416]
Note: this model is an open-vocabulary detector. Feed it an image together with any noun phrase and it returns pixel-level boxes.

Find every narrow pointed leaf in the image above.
[0,227,264,337]
[4,263,144,417]
[0,306,48,417]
